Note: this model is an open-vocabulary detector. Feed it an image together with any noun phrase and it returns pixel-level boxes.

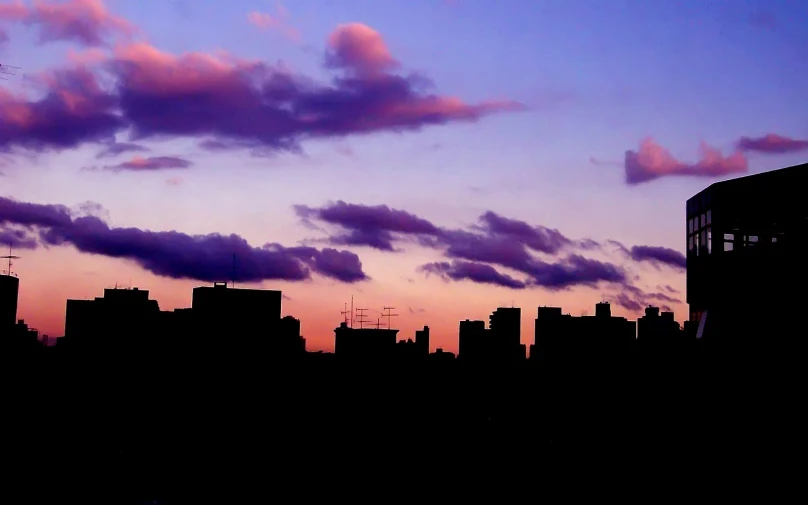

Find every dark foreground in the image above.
[3,344,805,504]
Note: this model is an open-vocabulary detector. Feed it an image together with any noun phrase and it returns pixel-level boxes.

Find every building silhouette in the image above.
[191,282,283,348]
[531,302,635,371]
[0,272,19,336]
[458,318,487,362]
[637,306,680,342]
[686,162,808,361]
[334,321,399,359]
[61,287,161,353]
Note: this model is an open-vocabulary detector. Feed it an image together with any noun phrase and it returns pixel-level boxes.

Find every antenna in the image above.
[354,307,369,329]
[350,295,354,328]
[231,253,237,288]
[382,306,399,329]
[1,244,21,276]
[373,318,382,330]
[340,302,350,325]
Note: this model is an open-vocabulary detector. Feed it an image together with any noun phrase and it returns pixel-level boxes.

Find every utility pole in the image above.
[382,306,399,329]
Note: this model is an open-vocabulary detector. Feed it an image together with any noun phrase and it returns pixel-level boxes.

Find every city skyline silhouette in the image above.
[1,2,807,502]
[2,1,808,352]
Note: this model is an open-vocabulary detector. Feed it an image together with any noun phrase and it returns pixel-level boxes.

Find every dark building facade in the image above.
[531,302,635,371]
[334,322,398,360]
[686,163,808,352]
[0,273,19,335]
[458,319,487,362]
[191,282,282,343]
[62,288,161,352]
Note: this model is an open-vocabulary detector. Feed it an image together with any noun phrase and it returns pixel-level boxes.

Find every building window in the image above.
[772,237,778,243]
[700,230,706,252]
[706,209,712,225]
[724,233,734,241]
[695,233,700,255]
[688,236,694,251]
[706,229,711,254]
[724,242,733,252]
[700,213,706,228]
[688,218,694,233]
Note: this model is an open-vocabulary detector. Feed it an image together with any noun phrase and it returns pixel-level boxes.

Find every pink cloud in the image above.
[247,5,300,43]
[0,0,136,47]
[737,133,808,154]
[0,24,522,154]
[624,138,748,185]
[325,23,399,76]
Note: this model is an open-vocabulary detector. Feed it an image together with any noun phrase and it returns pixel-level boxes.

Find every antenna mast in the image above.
[382,306,399,329]
[354,307,369,329]
[340,302,351,325]
[1,244,21,276]
[231,253,237,288]
[350,295,354,328]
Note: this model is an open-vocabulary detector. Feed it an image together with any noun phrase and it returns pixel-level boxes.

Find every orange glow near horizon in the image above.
[13,246,686,354]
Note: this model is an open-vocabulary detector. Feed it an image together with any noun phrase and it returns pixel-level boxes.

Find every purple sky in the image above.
[1,0,806,350]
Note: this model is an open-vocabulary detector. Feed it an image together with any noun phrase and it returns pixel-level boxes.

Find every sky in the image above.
[1,0,807,352]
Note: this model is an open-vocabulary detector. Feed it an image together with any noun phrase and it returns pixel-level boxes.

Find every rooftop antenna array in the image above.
[373,318,382,330]
[1,244,20,276]
[382,306,398,330]
[0,63,20,82]
[354,307,369,329]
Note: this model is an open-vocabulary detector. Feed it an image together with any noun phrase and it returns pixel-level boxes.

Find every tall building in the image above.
[191,282,283,341]
[458,319,487,361]
[489,307,524,362]
[415,326,430,356]
[0,273,19,334]
[686,163,808,349]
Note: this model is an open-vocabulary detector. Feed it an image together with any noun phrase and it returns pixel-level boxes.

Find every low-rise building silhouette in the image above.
[334,321,399,360]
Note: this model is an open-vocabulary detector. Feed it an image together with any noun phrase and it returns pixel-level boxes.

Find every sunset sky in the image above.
[1,0,807,352]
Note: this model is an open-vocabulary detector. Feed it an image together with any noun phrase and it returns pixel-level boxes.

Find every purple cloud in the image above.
[629,245,686,271]
[419,260,527,289]
[737,134,808,154]
[0,227,38,250]
[612,284,682,313]
[297,200,686,291]
[0,22,521,156]
[474,210,570,254]
[103,155,192,172]
[95,141,149,158]
[294,201,439,251]
[0,196,367,284]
